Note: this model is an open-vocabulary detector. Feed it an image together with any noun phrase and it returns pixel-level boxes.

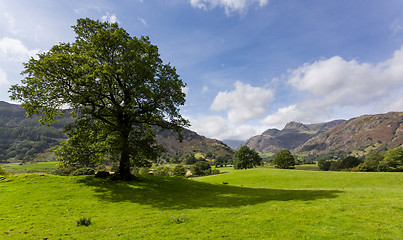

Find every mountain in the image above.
[0,101,233,162]
[241,120,346,153]
[297,112,403,155]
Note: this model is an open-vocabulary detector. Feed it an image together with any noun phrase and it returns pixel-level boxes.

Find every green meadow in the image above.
[0,167,402,239]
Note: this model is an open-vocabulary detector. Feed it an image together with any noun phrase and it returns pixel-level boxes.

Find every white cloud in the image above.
[137,17,148,26]
[0,69,9,85]
[211,81,274,123]
[0,37,39,61]
[188,115,261,140]
[101,12,119,23]
[391,18,403,36]
[4,12,19,34]
[261,45,403,128]
[189,0,269,15]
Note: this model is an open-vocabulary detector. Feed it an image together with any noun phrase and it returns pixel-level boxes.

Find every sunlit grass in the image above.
[0,168,401,239]
[1,161,57,174]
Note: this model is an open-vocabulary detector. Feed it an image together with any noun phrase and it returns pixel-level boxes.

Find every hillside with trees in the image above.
[298,112,403,155]
[0,101,233,163]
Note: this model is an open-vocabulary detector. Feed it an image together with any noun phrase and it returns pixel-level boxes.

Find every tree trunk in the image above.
[118,146,133,180]
[118,131,134,180]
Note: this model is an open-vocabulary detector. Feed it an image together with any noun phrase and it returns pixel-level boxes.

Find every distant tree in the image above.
[364,151,384,171]
[234,146,262,169]
[184,155,197,165]
[317,158,331,171]
[172,165,187,176]
[341,156,362,169]
[9,18,188,180]
[272,150,296,169]
[214,156,228,167]
[191,161,211,176]
[383,147,403,172]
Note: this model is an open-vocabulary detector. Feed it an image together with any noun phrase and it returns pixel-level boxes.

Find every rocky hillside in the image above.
[297,112,403,155]
[0,101,233,162]
[241,120,345,153]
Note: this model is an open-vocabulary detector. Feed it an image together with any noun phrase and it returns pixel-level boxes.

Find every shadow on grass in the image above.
[77,176,342,210]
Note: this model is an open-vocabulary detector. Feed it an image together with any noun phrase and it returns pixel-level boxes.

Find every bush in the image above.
[341,156,362,169]
[0,166,7,176]
[190,161,211,176]
[52,165,77,176]
[171,165,187,176]
[318,159,331,171]
[351,163,369,172]
[95,171,111,178]
[153,166,172,176]
[138,167,151,175]
[77,217,91,226]
[71,167,95,176]
[383,147,403,172]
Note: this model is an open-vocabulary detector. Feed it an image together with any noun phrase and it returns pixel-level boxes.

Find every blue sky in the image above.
[1,0,403,141]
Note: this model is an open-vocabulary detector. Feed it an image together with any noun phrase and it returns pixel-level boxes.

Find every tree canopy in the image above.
[9,18,188,180]
[382,147,403,172]
[272,149,296,169]
[234,146,262,169]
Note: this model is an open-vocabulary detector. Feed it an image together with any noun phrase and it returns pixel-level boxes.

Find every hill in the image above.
[297,112,403,155]
[0,101,233,162]
[241,120,345,153]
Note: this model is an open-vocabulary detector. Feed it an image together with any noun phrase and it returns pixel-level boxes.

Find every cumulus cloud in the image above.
[189,0,269,15]
[101,12,119,23]
[0,37,39,61]
[188,115,262,140]
[211,81,274,123]
[261,45,403,128]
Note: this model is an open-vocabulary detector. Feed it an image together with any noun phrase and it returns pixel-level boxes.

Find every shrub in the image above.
[364,151,384,171]
[153,166,172,176]
[171,165,187,176]
[138,167,151,175]
[95,171,110,178]
[77,217,91,226]
[351,163,369,172]
[341,156,362,169]
[329,160,343,171]
[318,159,331,171]
[383,147,403,172]
[190,161,211,176]
[71,167,95,176]
[52,165,77,176]
[0,166,7,176]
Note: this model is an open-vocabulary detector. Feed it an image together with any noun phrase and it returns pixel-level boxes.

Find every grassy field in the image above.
[0,167,401,239]
[1,161,58,174]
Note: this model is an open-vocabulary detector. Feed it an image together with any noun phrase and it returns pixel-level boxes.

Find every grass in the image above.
[1,161,58,174]
[0,168,401,239]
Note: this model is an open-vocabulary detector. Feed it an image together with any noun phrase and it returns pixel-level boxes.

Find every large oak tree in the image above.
[9,18,188,180]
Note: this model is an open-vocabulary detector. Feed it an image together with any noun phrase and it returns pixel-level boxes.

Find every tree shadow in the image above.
[77,176,342,210]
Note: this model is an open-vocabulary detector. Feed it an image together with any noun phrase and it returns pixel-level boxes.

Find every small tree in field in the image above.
[383,147,403,172]
[234,146,262,169]
[273,149,296,169]
[9,18,188,180]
